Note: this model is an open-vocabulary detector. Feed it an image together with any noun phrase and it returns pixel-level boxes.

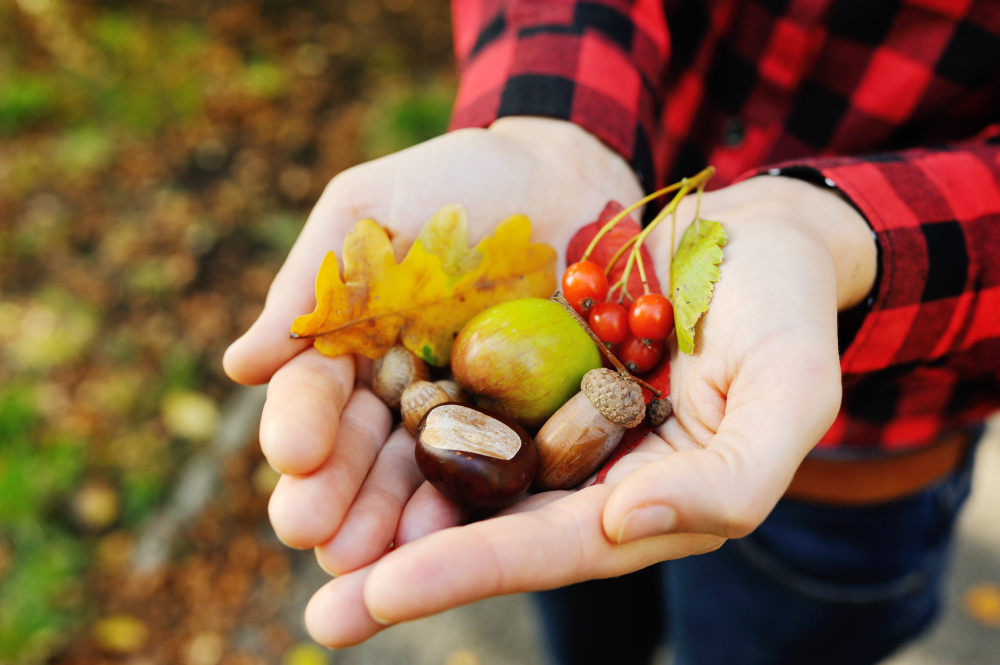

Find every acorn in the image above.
[434,380,469,404]
[415,403,538,510]
[533,368,644,491]
[400,381,452,436]
[372,345,430,409]
[646,398,672,426]
[582,368,645,428]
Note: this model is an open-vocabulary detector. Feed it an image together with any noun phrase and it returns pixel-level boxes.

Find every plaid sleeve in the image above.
[761,133,1000,377]
[449,0,670,190]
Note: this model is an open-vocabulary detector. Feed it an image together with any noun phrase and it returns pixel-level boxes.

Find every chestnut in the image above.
[415,404,538,511]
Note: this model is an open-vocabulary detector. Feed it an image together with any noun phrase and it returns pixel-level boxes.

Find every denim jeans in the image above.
[534,433,980,665]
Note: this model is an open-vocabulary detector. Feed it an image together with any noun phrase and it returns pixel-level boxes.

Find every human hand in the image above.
[300,173,877,647]
[221,118,643,589]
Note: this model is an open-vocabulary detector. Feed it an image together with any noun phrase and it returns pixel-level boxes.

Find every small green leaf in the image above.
[672,219,726,354]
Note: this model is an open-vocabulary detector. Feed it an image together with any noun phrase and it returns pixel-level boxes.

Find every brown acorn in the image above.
[533,368,644,491]
[581,368,645,428]
[400,381,451,436]
[372,345,430,409]
[434,380,469,404]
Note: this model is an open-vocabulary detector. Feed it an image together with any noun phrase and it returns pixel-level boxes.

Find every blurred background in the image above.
[0,0,998,664]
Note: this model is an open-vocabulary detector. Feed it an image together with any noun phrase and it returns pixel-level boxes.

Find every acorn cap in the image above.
[401,380,451,436]
[581,368,644,428]
[646,398,672,426]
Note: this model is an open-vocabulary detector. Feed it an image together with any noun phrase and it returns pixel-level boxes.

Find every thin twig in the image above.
[552,292,662,398]
[581,182,685,262]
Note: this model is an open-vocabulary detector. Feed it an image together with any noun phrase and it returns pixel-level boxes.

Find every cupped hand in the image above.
[221,119,643,581]
[299,174,877,647]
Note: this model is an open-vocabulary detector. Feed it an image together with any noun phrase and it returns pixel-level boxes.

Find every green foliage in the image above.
[243,60,288,99]
[160,346,200,394]
[0,388,85,663]
[671,219,727,354]
[0,11,287,138]
[0,387,82,524]
[0,529,83,664]
[121,472,166,527]
[0,74,56,134]
[364,80,456,159]
[251,213,306,254]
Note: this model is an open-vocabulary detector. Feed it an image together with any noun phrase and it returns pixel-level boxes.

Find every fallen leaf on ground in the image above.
[964,583,1000,626]
[672,219,726,354]
[291,204,556,365]
[93,615,148,653]
[283,643,328,665]
[161,391,220,441]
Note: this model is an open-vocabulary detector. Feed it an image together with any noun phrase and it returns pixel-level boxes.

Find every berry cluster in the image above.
[562,262,672,373]
[560,166,715,375]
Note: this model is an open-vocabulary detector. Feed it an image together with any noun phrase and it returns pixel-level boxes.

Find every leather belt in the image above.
[785,429,971,505]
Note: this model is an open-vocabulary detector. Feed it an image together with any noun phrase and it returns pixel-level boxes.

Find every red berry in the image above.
[562,261,609,316]
[588,302,629,344]
[628,293,673,340]
[618,333,663,374]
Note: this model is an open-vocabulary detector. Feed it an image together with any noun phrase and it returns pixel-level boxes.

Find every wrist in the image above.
[488,117,643,214]
[767,176,877,310]
[643,175,876,311]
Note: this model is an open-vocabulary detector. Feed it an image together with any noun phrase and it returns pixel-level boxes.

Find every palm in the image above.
[288,185,845,648]
[224,119,643,387]
[225,120,856,646]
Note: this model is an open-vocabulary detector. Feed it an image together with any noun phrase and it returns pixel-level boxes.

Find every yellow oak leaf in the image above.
[416,204,482,277]
[671,218,726,354]
[290,205,557,365]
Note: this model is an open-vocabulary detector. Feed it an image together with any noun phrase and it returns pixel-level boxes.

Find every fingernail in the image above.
[616,505,678,544]
[368,610,393,626]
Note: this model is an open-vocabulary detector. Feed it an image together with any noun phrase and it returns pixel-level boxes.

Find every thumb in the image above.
[602,334,842,544]
[223,169,386,386]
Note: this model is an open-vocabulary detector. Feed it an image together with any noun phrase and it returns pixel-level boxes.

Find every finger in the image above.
[268,389,392,549]
[224,173,381,386]
[598,431,678,486]
[258,349,357,475]
[306,564,387,648]
[362,485,723,625]
[315,427,425,575]
[394,482,466,548]
[603,332,842,543]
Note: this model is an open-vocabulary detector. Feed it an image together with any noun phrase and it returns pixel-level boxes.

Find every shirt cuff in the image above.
[448,1,669,191]
[747,145,999,377]
[754,165,882,356]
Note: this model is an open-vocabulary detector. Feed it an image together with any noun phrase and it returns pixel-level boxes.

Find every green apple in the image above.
[451,298,602,428]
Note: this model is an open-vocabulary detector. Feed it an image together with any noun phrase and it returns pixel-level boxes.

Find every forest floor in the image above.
[2,1,998,663]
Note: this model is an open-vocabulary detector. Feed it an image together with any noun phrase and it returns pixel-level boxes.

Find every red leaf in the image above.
[640,350,671,403]
[595,425,652,485]
[566,201,662,299]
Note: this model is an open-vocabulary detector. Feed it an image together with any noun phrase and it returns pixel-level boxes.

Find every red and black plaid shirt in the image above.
[449,0,1000,453]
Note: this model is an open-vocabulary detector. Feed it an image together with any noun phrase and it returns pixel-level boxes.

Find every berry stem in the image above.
[580,182,685,263]
[635,243,651,295]
[615,166,716,300]
[552,291,662,398]
[668,209,677,294]
[603,234,640,278]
